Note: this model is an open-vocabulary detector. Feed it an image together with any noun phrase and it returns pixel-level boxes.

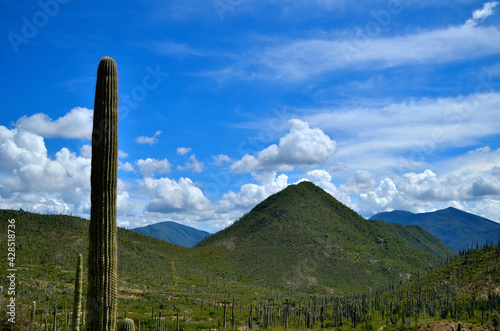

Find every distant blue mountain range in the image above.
[370,207,500,252]
[132,221,211,247]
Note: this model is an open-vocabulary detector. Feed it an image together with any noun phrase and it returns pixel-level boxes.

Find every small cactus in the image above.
[457,322,462,331]
[118,318,135,331]
[72,254,83,331]
[248,304,253,330]
[32,301,36,324]
[53,303,57,331]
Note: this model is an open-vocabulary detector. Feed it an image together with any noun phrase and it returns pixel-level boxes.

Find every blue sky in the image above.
[1,0,500,232]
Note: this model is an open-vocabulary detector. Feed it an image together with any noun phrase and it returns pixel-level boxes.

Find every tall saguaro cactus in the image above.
[87,56,119,330]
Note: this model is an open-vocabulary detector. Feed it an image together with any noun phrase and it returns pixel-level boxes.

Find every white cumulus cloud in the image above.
[119,161,135,172]
[136,158,172,176]
[16,107,93,139]
[304,169,351,205]
[473,199,500,223]
[339,170,376,194]
[220,171,288,209]
[136,130,162,145]
[178,154,204,173]
[231,119,336,173]
[0,125,91,215]
[117,190,135,216]
[177,147,192,155]
[140,177,213,213]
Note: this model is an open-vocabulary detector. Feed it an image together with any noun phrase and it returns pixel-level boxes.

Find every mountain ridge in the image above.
[132,220,211,247]
[370,207,500,252]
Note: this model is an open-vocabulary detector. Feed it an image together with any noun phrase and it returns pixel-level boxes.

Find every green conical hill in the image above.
[197,181,456,292]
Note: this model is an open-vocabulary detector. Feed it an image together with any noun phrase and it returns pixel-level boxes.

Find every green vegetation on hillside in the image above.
[421,243,500,298]
[0,209,499,330]
[0,209,241,330]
